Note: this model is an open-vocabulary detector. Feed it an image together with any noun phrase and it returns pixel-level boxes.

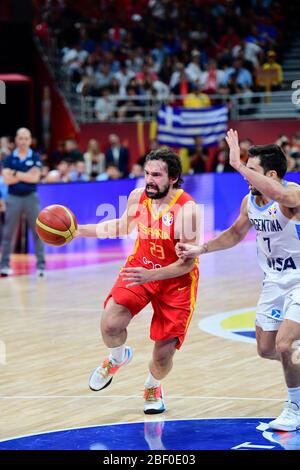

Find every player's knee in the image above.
[276,338,293,356]
[257,343,277,359]
[153,350,174,369]
[101,315,123,337]
[153,355,171,369]
[102,305,131,337]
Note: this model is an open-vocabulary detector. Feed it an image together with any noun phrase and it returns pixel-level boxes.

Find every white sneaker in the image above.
[89,346,133,391]
[268,401,300,431]
[0,267,13,277]
[144,385,166,414]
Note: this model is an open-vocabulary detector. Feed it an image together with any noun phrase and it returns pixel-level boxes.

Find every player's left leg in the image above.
[144,338,177,414]
[269,292,300,431]
[143,267,199,414]
[23,193,45,273]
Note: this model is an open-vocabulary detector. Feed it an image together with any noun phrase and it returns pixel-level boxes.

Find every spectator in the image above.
[262,50,283,90]
[188,137,209,173]
[281,141,295,172]
[64,139,83,163]
[83,139,106,178]
[40,164,50,183]
[95,63,113,91]
[31,137,48,165]
[45,159,71,183]
[290,132,300,170]
[0,136,12,160]
[114,63,136,96]
[49,140,65,169]
[232,39,262,70]
[151,79,170,100]
[105,134,129,177]
[201,59,225,94]
[76,75,95,97]
[240,139,253,163]
[183,84,211,108]
[185,49,202,85]
[171,64,194,99]
[69,161,89,182]
[223,59,253,90]
[96,164,122,181]
[94,87,116,121]
[138,139,160,167]
[211,139,233,173]
[129,163,144,179]
[44,170,61,184]
[116,86,143,121]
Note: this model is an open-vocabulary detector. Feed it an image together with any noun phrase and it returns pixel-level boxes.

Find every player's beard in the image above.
[146,183,170,199]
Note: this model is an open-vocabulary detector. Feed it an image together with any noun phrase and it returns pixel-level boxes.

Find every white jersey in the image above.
[247,183,300,287]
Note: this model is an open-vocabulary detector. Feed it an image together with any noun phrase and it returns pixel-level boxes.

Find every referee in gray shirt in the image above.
[1,128,45,277]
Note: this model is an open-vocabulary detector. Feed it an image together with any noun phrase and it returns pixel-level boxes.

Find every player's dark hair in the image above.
[145,148,183,188]
[248,144,287,179]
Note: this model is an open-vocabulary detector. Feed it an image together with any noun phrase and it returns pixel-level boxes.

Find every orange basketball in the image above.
[36,205,78,246]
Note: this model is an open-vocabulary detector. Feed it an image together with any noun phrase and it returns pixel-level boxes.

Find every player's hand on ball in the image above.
[120,267,153,287]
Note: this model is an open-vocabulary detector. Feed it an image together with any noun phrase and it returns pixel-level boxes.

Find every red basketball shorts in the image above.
[104,257,199,349]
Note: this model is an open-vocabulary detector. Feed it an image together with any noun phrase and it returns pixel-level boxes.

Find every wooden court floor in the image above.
[0,240,286,441]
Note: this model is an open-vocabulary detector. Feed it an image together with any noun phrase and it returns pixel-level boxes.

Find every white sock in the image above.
[287,387,300,407]
[109,345,126,363]
[145,372,160,389]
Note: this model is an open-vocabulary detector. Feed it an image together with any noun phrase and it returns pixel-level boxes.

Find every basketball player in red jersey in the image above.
[77,148,200,414]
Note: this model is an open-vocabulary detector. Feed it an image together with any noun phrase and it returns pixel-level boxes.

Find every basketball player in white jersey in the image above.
[176,129,300,432]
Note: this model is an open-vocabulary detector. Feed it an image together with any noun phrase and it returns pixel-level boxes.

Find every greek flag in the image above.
[157,104,228,148]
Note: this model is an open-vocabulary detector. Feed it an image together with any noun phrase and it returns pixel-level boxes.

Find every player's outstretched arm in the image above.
[176,196,251,260]
[76,188,142,238]
[226,128,300,208]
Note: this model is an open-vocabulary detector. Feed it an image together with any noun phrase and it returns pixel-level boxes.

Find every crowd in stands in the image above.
[33,0,294,121]
[1,131,300,194]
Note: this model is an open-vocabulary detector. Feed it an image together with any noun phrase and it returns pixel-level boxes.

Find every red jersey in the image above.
[104,188,199,349]
[130,189,194,269]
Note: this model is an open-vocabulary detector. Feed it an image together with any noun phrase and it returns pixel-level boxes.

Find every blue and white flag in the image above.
[157,104,228,148]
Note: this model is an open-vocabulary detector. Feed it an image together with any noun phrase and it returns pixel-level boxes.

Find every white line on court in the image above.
[0,394,283,401]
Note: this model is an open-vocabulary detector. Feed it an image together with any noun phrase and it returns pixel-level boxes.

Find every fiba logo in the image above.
[0,80,6,104]
[291,80,300,105]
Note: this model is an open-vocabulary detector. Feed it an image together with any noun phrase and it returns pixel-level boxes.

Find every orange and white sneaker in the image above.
[144,385,166,414]
[89,346,133,391]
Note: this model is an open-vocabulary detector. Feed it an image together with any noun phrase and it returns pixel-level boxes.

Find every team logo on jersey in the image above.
[268,205,277,218]
[162,212,174,226]
[199,307,256,344]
